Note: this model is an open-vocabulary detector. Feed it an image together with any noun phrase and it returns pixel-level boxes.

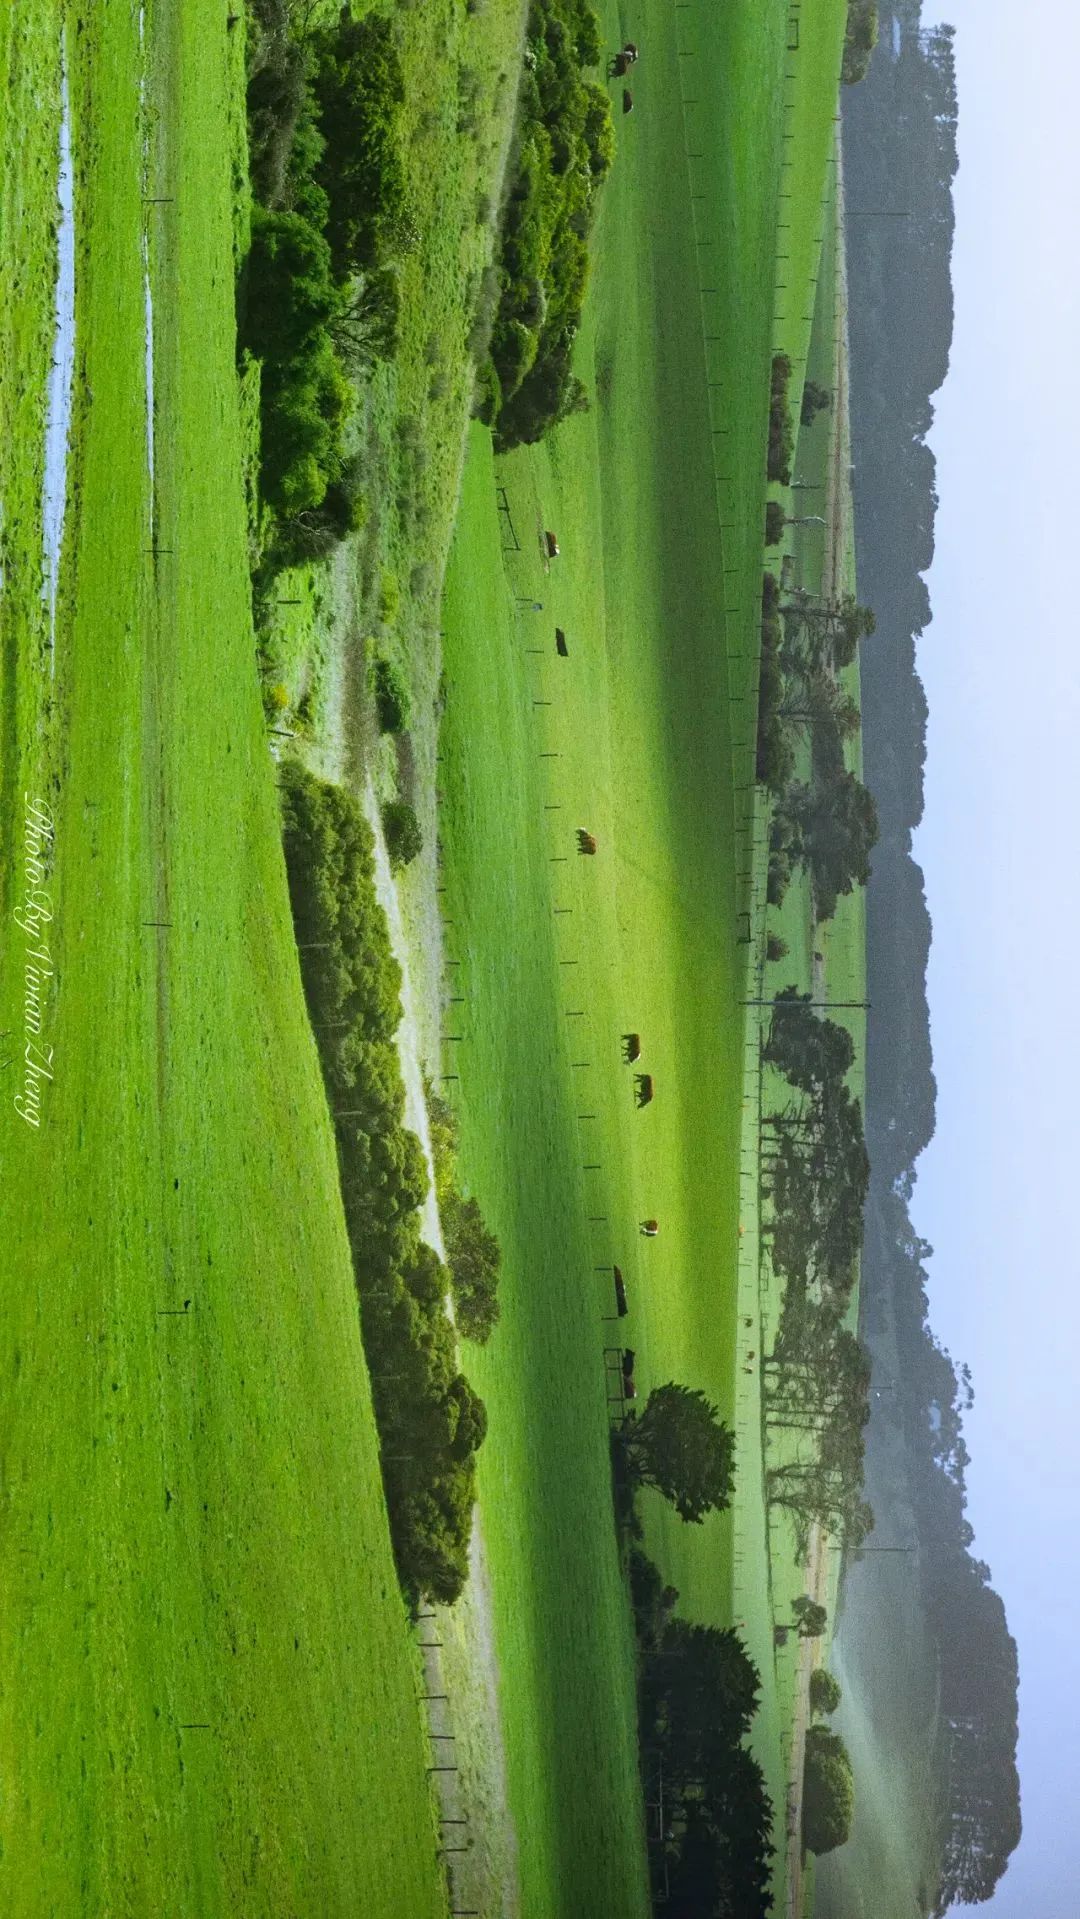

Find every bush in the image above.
[810,1668,842,1716]
[373,657,410,734]
[803,1724,855,1853]
[767,354,794,483]
[382,799,423,871]
[445,1195,502,1343]
[765,499,785,546]
[766,933,789,963]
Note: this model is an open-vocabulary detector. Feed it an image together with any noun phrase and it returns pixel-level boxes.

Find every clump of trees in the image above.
[760,993,875,1552]
[633,1595,775,1915]
[843,0,880,85]
[279,764,487,1604]
[803,1725,855,1854]
[768,353,794,483]
[478,0,613,448]
[755,581,879,912]
[241,10,411,566]
[765,499,786,546]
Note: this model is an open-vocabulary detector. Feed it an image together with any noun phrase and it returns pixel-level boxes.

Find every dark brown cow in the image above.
[622,88,634,114]
[555,627,569,657]
[545,529,560,558]
[613,1266,628,1317]
[576,829,598,855]
[623,42,639,61]
[634,1073,654,1108]
[622,1032,641,1063]
[640,1218,659,1237]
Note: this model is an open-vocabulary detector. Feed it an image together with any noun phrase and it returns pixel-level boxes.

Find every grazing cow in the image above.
[622,88,634,115]
[640,1218,659,1237]
[576,829,598,855]
[613,1267,628,1317]
[545,530,560,558]
[623,41,639,62]
[555,627,569,657]
[634,1073,654,1108]
[621,1348,636,1377]
[622,1032,641,1063]
[609,49,631,76]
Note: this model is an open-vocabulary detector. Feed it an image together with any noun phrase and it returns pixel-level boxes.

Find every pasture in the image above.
[432,4,854,1912]
[0,5,444,1913]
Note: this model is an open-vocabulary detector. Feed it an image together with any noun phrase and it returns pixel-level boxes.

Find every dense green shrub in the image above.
[766,933,789,963]
[373,657,411,734]
[765,499,786,546]
[278,765,486,1604]
[382,798,423,871]
[768,353,794,483]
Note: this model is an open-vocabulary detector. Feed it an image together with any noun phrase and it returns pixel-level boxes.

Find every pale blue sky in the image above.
[910,1,1078,1909]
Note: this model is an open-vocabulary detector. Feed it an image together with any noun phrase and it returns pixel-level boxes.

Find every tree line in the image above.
[241,5,411,566]
[613,1390,774,1915]
[757,566,879,922]
[279,763,494,1605]
[761,993,874,1555]
[476,0,613,448]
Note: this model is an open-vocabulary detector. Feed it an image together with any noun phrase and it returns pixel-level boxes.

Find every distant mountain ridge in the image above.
[840,8,1021,1908]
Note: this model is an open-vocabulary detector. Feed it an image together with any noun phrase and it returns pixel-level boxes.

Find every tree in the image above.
[803,1724,854,1853]
[765,991,856,1096]
[801,379,832,426]
[775,771,879,920]
[809,1668,842,1716]
[843,0,879,85]
[766,933,789,963]
[445,1195,502,1343]
[382,799,422,872]
[765,499,786,546]
[328,264,402,367]
[645,1619,761,1767]
[792,1595,828,1638]
[621,1384,735,1522]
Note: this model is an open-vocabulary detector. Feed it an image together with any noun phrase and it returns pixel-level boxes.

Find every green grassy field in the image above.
[429,4,854,1911]
[0,6,444,1911]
